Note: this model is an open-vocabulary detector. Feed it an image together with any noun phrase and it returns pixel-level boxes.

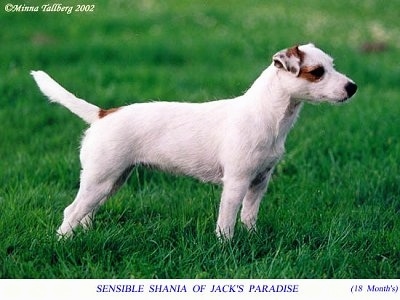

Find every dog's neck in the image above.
[244,65,303,140]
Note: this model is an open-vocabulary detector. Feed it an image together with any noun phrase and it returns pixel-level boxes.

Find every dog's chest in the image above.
[247,102,302,173]
[270,101,302,152]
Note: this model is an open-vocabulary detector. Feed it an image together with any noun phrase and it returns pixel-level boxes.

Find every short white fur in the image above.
[31,43,357,239]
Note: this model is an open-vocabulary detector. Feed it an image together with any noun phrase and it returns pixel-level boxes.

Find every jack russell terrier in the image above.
[31,43,357,239]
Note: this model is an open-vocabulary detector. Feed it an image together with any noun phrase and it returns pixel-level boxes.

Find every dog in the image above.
[31,43,357,239]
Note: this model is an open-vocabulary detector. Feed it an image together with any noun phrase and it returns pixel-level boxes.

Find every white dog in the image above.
[31,43,357,239]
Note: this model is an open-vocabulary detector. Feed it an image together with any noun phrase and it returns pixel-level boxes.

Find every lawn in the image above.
[0,0,399,278]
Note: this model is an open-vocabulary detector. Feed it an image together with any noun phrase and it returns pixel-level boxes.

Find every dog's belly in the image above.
[144,158,224,184]
[134,127,224,183]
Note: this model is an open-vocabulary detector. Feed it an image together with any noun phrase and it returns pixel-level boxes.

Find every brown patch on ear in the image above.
[98,107,120,118]
[286,45,304,62]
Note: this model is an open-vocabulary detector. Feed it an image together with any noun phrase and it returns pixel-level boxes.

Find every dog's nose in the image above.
[345,82,357,98]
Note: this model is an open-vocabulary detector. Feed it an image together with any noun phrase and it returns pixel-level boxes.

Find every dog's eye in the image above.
[309,66,325,78]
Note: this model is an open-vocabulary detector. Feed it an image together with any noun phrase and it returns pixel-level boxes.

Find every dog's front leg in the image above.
[240,169,273,231]
[216,178,249,239]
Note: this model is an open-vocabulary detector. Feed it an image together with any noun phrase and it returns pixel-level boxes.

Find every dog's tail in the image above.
[31,70,101,124]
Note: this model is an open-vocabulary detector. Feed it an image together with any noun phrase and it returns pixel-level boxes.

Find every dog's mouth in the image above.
[330,82,358,104]
[338,97,350,103]
[337,93,357,103]
[320,95,352,105]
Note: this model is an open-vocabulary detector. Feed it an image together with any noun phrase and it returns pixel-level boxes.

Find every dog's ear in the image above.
[272,45,303,76]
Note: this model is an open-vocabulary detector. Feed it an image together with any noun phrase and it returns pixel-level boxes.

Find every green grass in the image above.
[1,0,399,278]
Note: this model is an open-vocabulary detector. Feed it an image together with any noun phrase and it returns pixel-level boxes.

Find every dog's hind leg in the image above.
[57,183,109,237]
[57,166,134,238]
[79,166,134,231]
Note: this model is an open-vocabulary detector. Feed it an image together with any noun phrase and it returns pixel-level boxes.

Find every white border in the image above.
[1,279,399,300]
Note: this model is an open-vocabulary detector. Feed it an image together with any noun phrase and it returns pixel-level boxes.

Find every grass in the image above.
[1,0,399,278]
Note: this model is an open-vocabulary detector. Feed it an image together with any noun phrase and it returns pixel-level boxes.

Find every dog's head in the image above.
[272,43,357,103]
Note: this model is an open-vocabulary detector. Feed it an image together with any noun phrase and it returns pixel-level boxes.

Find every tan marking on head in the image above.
[98,107,120,119]
[299,65,324,82]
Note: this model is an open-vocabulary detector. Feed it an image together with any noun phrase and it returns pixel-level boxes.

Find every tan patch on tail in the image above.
[98,107,120,119]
